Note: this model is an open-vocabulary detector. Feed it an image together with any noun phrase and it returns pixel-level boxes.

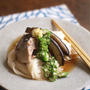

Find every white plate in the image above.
[0,18,90,90]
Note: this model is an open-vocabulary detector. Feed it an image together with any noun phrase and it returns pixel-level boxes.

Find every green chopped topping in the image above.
[42,57,59,82]
[37,51,49,61]
[58,72,69,78]
[36,31,51,61]
[48,76,57,82]
[35,28,69,82]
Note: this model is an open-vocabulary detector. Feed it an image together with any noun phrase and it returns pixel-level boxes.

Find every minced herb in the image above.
[42,57,59,82]
[36,31,51,61]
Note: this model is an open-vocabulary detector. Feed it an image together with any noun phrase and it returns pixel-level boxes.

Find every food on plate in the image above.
[7,27,79,82]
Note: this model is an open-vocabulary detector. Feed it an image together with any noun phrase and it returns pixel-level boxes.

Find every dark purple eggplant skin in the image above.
[49,38,65,66]
[25,27,38,34]
[51,32,69,56]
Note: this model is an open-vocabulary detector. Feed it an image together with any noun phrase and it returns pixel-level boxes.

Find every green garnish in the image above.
[58,72,69,78]
[35,28,69,82]
[36,31,51,61]
[48,76,57,82]
[37,51,49,61]
[42,57,59,82]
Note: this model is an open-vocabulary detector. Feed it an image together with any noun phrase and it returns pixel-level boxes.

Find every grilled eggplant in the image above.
[51,32,69,55]
[49,38,64,65]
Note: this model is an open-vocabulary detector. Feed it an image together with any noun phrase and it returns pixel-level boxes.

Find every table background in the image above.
[0,0,90,31]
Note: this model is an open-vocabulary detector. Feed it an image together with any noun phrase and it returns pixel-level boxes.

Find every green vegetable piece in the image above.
[58,72,69,78]
[39,45,48,52]
[42,57,59,81]
[37,51,49,62]
[48,76,57,82]
[44,72,50,77]
[42,52,49,61]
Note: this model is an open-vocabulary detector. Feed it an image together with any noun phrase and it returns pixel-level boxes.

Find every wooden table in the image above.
[0,0,90,31]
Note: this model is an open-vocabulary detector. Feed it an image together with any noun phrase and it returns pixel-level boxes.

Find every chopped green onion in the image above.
[37,51,49,61]
[48,76,57,82]
[58,72,69,78]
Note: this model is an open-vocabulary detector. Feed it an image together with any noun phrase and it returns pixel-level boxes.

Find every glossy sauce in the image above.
[62,58,78,72]
[8,36,78,72]
[8,36,22,53]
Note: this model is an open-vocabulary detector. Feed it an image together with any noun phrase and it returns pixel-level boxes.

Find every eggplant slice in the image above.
[51,32,69,56]
[49,38,64,65]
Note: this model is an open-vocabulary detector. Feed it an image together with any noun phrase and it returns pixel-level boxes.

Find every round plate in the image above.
[0,18,90,90]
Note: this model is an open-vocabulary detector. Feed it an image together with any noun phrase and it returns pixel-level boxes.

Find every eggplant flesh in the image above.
[51,32,69,56]
[49,38,64,66]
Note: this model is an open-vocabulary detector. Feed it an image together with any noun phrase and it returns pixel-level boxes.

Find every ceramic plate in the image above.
[0,18,90,90]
